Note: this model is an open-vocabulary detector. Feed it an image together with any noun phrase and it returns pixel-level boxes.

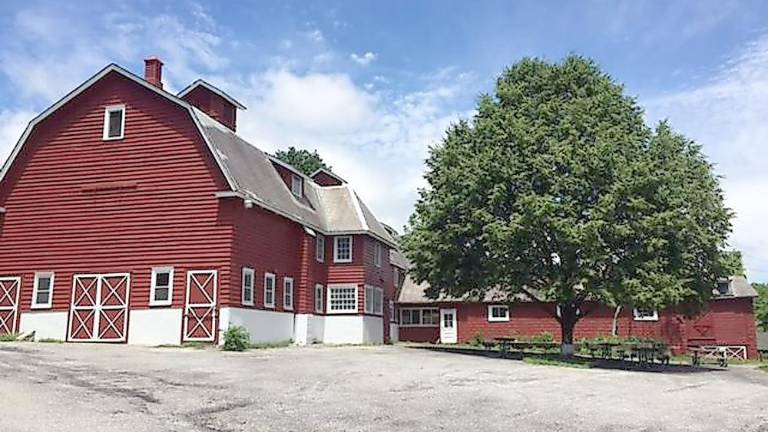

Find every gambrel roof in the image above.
[0,63,397,247]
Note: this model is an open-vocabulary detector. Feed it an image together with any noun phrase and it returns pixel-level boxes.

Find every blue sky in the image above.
[1,1,768,281]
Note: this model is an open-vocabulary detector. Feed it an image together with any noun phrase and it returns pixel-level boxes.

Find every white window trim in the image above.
[399,307,440,327]
[363,285,383,315]
[327,284,358,314]
[315,284,324,313]
[633,308,659,321]
[31,272,55,309]
[374,242,382,267]
[333,236,353,263]
[102,104,126,141]
[316,234,325,262]
[264,272,276,309]
[291,174,303,198]
[241,267,255,306]
[283,277,294,311]
[148,267,174,307]
[487,304,510,322]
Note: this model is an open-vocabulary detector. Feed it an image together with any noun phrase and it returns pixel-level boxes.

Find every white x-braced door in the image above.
[0,277,21,335]
[68,274,130,342]
[184,270,218,342]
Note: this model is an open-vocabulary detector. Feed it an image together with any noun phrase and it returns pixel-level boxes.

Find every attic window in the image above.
[291,174,303,198]
[102,105,125,140]
[716,280,732,296]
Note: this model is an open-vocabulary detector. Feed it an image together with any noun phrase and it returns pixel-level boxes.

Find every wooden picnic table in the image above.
[490,338,559,358]
[586,341,670,365]
[689,346,728,368]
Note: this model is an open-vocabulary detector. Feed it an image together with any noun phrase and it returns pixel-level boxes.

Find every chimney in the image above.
[144,57,164,88]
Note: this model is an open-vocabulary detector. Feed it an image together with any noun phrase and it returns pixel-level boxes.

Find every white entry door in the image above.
[440,308,457,344]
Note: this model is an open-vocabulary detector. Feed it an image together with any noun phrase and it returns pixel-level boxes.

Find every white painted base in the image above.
[128,308,182,346]
[389,323,399,343]
[323,315,383,344]
[219,307,294,345]
[561,343,575,356]
[294,314,325,345]
[19,311,67,341]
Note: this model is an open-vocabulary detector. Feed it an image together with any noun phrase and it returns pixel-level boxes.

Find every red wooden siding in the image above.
[312,171,343,186]
[398,299,758,358]
[0,72,233,320]
[180,85,237,131]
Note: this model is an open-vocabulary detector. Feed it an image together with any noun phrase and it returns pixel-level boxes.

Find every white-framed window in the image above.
[633,307,659,321]
[373,242,382,267]
[400,308,440,327]
[264,273,276,308]
[487,305,510,322]
[284,277,294,311]
[327,285,358,313]
[241,267,255,306]
[389,300,396,323]
[315,284,324,313]
[102,105,125,140]
[31,272,54,309]
[149,267,173,306]
[291,174,303,198]
[364,285,384,315]
[393,267,400,287]
[334,236,352,263]
[316,234,325,262]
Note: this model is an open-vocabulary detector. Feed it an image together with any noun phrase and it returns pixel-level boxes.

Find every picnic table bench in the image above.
[488,337,559,358]
[689,346,728,368]
[583,341,670,365]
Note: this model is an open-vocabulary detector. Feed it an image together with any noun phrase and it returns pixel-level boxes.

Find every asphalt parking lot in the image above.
[1,342,768,432]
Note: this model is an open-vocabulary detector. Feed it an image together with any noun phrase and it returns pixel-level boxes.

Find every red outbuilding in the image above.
[0,59,398,345]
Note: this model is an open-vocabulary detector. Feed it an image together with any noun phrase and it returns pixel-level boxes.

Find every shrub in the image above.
[0,333,19,342]
[222,325,251,351]
[471,332,486,347]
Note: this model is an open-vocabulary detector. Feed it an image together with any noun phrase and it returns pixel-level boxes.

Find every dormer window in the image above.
[102,105,125,140]
[716,280,732,296]
[291,174,303,198]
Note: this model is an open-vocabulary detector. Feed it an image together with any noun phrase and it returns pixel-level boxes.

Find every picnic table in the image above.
[488,337,559,358]
[585,341,670,365]
[689,346,728,368]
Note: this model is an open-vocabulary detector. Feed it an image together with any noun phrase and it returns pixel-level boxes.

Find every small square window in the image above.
[242,267,255,306]
[264,273,276,308]
[284,277,294,311]
[103,105,125,140]
[316,235,325,262]
[32,272,54,309]
[334,236,352,263]
[291,174,303,198]
[487,305,510,322]
[315,284,324,313]
[150,267,174,306]
[633,307,658,321]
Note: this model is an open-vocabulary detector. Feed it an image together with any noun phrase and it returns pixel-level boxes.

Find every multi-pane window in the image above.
[32,272,54,309]
[291,174,303,198]
[373,242,382,267]
[242,267,255,306]
[102,105,125,140]
[328,285,357,313]
[149,267,173,306]
[633,307,658,321]
[315,284,324,313]
[364,285,383,315]
[400,308,439,326]
[284,277,294,310]
[487,305,510,322]
[316,235,325,262]
[264,273,276,308]
[334,236,352,263]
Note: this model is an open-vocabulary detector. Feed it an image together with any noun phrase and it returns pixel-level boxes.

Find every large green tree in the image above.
[403,56,733,353]
[274,146,331,176]
[754,283,768,331]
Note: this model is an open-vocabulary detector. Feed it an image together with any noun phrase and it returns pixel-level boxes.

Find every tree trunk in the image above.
[559,304,578,356]
[611,306,622,337]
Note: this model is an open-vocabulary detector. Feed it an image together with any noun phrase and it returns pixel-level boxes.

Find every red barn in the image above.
[397,275,759,359]
[0,59,398,346]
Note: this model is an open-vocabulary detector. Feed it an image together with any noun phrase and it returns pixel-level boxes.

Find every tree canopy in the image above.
[402,55,733,349]
[754,283,768,332]
[274,146,331,176]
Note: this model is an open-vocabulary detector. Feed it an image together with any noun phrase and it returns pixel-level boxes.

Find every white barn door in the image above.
[0,277,21,335]
[69,274,130,342]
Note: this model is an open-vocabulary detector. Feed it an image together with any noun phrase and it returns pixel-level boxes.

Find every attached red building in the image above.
[397,275,759,359]
[0,59,398,346]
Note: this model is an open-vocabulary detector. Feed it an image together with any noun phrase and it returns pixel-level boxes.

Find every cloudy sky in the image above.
[1,1,767,281]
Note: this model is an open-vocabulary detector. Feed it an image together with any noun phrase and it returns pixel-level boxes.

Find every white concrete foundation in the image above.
[323,315,384,344]
[389,323,399,343]
[219,307,294,344]
[363,316,383,344]
[294,314,325,345]
[19,311,68,341]
[127,308,182,346]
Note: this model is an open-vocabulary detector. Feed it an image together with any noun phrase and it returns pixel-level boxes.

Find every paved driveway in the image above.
[1,342,767,432]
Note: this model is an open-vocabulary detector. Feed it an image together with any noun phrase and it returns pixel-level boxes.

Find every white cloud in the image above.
[350,51,377,66]
[644,33,768,281]
[0,109,35,164]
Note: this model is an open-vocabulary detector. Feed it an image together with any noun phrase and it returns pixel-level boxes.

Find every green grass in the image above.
[523,356,594,369]
[757,364,768,372]
[38,338,63,343]
[249,340,292,350]
[0,333,19,342]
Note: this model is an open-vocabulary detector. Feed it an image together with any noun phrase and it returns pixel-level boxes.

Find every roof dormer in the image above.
[311,168,346,186]
[178,80,246,132]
